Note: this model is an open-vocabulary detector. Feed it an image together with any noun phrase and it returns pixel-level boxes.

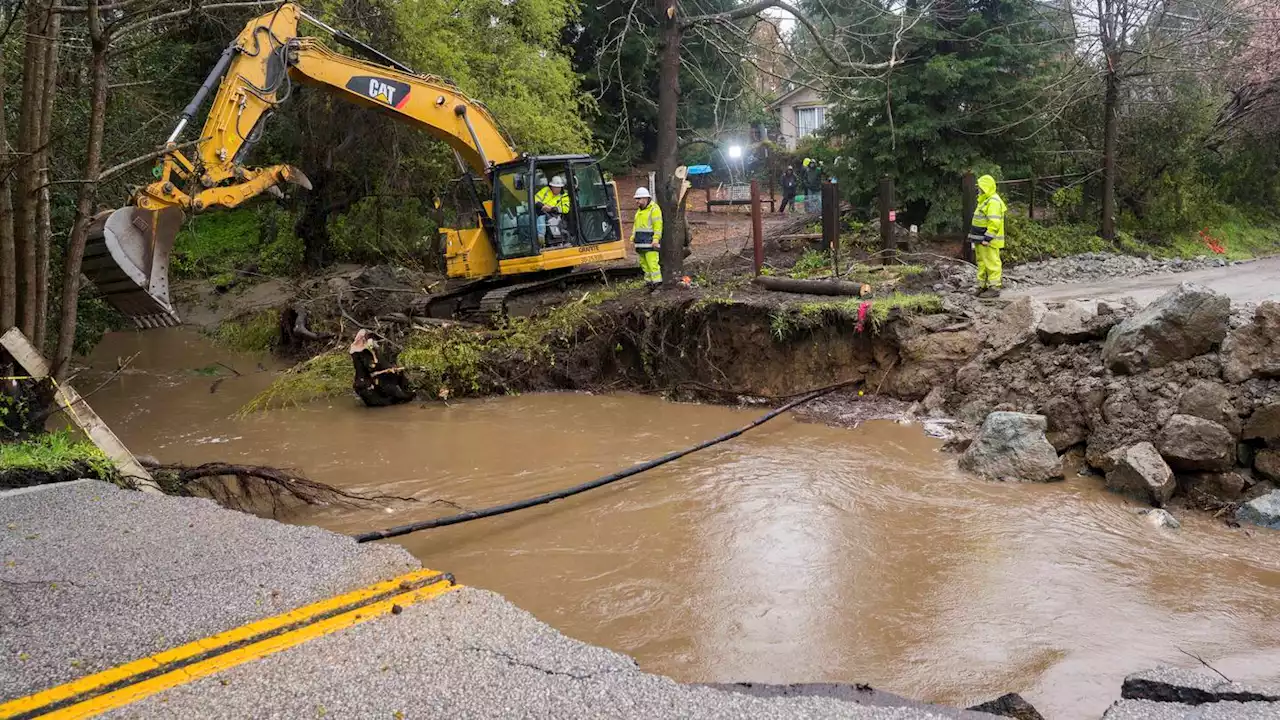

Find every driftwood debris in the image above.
[146,460,416,518]
[280,305,332,348]
[753,276,867,297]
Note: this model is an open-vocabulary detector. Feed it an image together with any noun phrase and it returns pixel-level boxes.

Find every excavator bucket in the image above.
[82,206,185,328]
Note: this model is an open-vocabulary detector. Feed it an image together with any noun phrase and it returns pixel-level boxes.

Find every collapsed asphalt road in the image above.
[1,480,1005,720]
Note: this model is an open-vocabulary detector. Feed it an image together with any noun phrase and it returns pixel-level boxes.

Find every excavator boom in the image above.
[85,2,566,328]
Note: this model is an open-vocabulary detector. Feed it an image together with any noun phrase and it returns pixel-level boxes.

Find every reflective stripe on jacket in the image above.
[632,203,663,249]
[535,186,570,214]
[970,174,1007,249]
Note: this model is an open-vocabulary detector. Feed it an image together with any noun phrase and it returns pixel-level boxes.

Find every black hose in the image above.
[352,383,855,543]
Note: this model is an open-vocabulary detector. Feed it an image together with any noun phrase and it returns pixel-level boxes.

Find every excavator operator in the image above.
[534,175,571,245]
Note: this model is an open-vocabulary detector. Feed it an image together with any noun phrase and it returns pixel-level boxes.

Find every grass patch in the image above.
[769,292,942,341]
[690,294,740,312]
[789,249,835,279]
[786,249,926,286]
[0,431,114,477]
[240,352,352,412]
[213,311,279,353]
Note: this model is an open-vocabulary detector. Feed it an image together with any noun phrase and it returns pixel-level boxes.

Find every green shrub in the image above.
[1001,218,1109,264]
[329,196,437,266]
[172,209,261,278]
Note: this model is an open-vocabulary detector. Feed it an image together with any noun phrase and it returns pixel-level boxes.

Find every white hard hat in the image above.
[550,175,566,188]
[634,187,651,199]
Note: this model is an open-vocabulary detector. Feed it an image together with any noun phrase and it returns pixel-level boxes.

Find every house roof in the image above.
[767,84,826,110]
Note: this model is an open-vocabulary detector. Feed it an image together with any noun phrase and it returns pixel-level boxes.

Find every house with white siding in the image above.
[769,85,829,151]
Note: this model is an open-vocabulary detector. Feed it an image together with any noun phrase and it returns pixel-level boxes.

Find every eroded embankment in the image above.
[247,287,948,410]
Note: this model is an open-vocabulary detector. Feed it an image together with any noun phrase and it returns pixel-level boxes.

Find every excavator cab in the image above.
[489,156,621,261]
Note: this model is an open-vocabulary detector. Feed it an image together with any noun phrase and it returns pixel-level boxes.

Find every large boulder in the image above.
[959,412,1064,482]
[1255,448,1280,481]
[1176,381,1239,435]
[985,296,1046,359]
[1179,470,1250,503]
[1243,404,1280,447]
[891,330,982,399]
[1236,490,1280,530]
[1042,396,1088,452]
[1155,414,1236,472]
[1036,300,1125,345]
[1101,283,1229,374]
[1104,443,1175,506]
[1221,301,1280,383]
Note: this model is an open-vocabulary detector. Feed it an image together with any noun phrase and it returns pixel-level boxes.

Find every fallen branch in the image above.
[1177,648,1233,684]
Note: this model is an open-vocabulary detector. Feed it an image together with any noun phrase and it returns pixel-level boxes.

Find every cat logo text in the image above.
[345,76,411,110]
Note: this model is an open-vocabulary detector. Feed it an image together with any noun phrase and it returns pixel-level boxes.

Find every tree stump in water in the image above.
[349,330,415,407]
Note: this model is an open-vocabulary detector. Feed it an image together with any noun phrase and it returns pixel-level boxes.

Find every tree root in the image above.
[143,460,416,519]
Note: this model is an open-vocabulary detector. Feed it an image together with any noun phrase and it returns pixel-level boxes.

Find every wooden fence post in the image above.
[1029,171,1037,222]
[750,180,764,275]
[879,175,894,264]
[822,179,839,275]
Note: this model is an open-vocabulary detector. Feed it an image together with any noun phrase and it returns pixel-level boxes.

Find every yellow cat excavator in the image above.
[84,3,628,327]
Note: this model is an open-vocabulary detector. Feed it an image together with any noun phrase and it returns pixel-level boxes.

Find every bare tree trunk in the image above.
[0,67,16,332]
[14,0,52,337]
[53,0,108,380]
[33,10,61,351]
[1100,63,1119,241]
[655,0,687,283]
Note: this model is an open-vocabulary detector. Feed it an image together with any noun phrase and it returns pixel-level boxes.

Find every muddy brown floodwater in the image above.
[82,328,1280,719]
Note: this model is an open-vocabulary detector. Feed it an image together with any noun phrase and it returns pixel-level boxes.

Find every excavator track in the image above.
[475,266,643,320]
[421,266,642,322]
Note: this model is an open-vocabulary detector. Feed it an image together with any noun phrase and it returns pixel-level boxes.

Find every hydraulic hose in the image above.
[352,382,855,543]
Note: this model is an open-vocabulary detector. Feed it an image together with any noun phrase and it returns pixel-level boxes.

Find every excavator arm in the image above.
[140,2,517,213]
[84,2,521,326]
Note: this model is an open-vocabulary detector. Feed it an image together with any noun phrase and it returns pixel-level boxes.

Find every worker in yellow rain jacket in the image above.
[534,175,571,245]
[631,187,663,287]
[969,174,1007,297]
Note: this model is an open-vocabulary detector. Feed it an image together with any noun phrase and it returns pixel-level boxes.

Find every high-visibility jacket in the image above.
[632,202,663,250]
[535,186,570,214]
[969,174,1007,249]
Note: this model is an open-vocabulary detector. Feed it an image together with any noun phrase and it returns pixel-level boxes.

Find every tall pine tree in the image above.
[822,0,1068,228]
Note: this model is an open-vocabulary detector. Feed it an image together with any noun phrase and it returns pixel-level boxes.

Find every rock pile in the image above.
[912,281,1280,528]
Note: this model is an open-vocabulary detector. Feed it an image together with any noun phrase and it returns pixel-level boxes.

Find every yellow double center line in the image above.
[1,569,460,720]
